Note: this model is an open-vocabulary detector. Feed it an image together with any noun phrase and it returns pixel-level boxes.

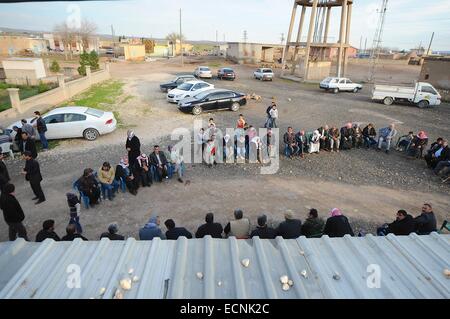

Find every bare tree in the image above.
[54,22,76,60]
[77,19,98,52]
[165,32,186,56]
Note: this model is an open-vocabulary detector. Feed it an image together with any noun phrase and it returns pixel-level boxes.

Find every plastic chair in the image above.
[438,220,449,234]
[0,142,15,159]
[72,180,90,209]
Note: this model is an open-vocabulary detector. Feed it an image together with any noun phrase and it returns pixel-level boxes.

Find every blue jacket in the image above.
[139,217,164,240]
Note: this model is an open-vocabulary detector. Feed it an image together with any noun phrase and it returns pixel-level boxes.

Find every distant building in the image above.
[123,44,146,61]
[212,43,228,57]
[227,42,284,64]
[0,35,49,55]
[1,57,46,85]
[419,56,450,90]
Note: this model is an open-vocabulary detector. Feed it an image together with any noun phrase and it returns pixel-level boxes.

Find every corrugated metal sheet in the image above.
[0,233,448,299]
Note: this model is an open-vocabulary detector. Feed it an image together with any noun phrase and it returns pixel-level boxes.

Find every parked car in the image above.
[253,68,274,81]
[372,82,441,108]
[159,74,196,92]
[7,106,117,141]
[217,68,236,80]
[166,80,214,103]
[194,66,213,79]
[319,77,362,93]
[178,89,247,115]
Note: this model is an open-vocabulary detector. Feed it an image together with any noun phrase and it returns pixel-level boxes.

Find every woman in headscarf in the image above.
[223,134,233,162]
[115,157,138,195]
[76,168,101,206]
[407,130,428,158]
[125,130,141,169]
[136,153,152,187]
[168,145,184,183]
[323,208,354,238]
[308,130,321,154]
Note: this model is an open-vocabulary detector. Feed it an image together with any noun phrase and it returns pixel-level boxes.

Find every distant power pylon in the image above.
[280,33,285,44]
[243,30,248,43]
[368,0,388,82]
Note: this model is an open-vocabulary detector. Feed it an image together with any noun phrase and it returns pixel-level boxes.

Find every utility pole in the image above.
[243,30,248,43]
[223,33,226,42]
[110,24,116,58]
[426,32,434,56]
[359,36,362,54]
[216,30,218,44]
[368,0,388,82]
[180,8,183,67]
[364,37,367,55]
[280,33,285,45]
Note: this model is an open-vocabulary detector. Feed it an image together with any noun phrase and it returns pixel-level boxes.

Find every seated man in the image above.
[115,157,138,195]
[224,209,251,239]
[136,153,152,187]
[362,123,377,148]
[277,210,302,239]
[352,124,364,149]
[164,219,193,240]
[98,162,118,201]
[61,224,88,241]
[168,145,185,183]
[149,145,169,182]
[139,215,165,240]
[329,126,340,152]
[424,137,444,167]
[283,127,298,158]
[433,140,450,175]
[407,131,428,158]
[414,203,437,235]
[377,123,398,154]
[295,130,307,158]
[100,223,125,240]
[377,210,415,236]
[301,208,325,238]
[76,168,101,206]
[340,123,354,150]
[35,219,60,242]
[250,214,277,239]
[195,213,223,238]
[396,131,414,152]
[318,125,330,151]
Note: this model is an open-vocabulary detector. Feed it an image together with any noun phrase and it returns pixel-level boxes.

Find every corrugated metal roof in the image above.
[0,233,449,299]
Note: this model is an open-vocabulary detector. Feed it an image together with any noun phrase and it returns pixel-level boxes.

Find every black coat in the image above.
[250,226,277,239]
[323,215,354,237]
[100,232,125,240]
[36,230,60,242]
[62,233,88,241]
[363,126,376,138]
[149,152,168,166]
[414,212,437,235]
[195,222,223,238]
[24,159,42,183]
[277,219,302,239]
[126,136,141,161]
[166,227,193,240]
[35,117,47,133]
[0,160,10,189]
[387,215,415,236]
[437,146,450,161]
[20,138,38,159]
[77,175,98,194]
[0,193,25,223]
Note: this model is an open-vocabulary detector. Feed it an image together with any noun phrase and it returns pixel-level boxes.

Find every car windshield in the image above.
[85,108,104,118]
[200,67,210,71]
[263,69,273,73]
[223,68,233,72]
[323,77,332,83]
[178,83,194,91]
[194,90,214,100]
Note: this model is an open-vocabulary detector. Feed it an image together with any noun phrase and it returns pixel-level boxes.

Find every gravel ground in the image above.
[0,57,449,241]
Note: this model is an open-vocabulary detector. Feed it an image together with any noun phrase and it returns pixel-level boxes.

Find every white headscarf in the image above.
[127,130,135,140]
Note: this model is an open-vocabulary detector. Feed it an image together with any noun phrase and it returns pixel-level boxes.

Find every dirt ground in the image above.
[0,56,449,241]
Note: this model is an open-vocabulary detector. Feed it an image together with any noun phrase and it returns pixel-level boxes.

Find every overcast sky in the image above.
[1,0,449,50]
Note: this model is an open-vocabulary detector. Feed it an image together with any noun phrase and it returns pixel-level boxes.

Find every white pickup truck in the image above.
[372,82,441,108]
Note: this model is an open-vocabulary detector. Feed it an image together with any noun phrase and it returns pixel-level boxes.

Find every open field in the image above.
[0,56,449,241]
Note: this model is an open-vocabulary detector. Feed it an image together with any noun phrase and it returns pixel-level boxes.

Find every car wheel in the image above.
[230,102,240,112]
[383,97,394,105]
[333,88,339,94]
[417,100,429,108]
[192,106,202,115]
[83,128,99,141]
[353,87,359,93]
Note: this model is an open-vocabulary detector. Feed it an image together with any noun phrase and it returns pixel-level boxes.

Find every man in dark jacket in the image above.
[139,215,165,240]
[20,132,38,159]
[301,208,325,238]
[377,210,415,236]
[33,111,48,151]
[61,224,88,241]
[283,127,298,158]
[0,149,11,192]
[100,223,125,240]
[277,210,302,239]
[149,145,169,182]
[36,219,60,242]
[424,137,443,167]
[12,126,22,151]
[323,208,354,237]
[164,219,192,240]
[0,183,28,241]
[414,203,437,235]
[362,123,377,148]
[22,151,45,204]
[340,123,354,150]
[251,215,277,239]
[195,213,223,238]
[126,130,141,169]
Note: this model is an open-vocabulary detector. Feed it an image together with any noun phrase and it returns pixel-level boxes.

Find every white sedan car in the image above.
[320,77,362,93]
[194,66,213,79]
[166,80,214,103]
[8,106,117,141]
[253,68,274,81]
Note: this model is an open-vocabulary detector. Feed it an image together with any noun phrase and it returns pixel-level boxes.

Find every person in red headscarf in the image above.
[408,130,428,158]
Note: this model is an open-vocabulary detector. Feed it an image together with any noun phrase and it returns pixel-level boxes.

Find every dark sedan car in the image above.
[177,89,246,115]
[159,75,196,92]
[217,68,236,80]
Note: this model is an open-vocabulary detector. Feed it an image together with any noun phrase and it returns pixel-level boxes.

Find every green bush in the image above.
[78,50,100,75]
[37,81,50,93]
[50,60,60,73]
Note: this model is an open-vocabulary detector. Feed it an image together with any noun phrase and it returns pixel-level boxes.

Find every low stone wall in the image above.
[2,63,110,117]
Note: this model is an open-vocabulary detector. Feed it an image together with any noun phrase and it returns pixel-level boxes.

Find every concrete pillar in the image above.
[85,65,92,85]
[337,0,348,77]
[304,0,319,80]
[323,6,331,43]
[7,88,23,113]
[281,1,298,76]
[343,3,353,77]
[291,5,307,74]
[105,61,110,73]
[57,74,65,89]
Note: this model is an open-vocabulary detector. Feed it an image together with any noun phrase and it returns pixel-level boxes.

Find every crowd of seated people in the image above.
[23,203,441,243]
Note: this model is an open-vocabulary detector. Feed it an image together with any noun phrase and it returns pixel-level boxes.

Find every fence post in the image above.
[85,65,91,85]
[7,88,23,113]
[57,73,67,98]
[105,61,110,73]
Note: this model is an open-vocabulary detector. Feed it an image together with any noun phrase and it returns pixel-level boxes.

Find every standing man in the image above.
[125,130,141,170]
[377,123,398,154]
[33,111,48,151]
[20,132,38,159]
[21,151,45,204]
[0,147,10,192]
[268,104,278,128]
[21,119,35,139]
[0,183,28,241]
